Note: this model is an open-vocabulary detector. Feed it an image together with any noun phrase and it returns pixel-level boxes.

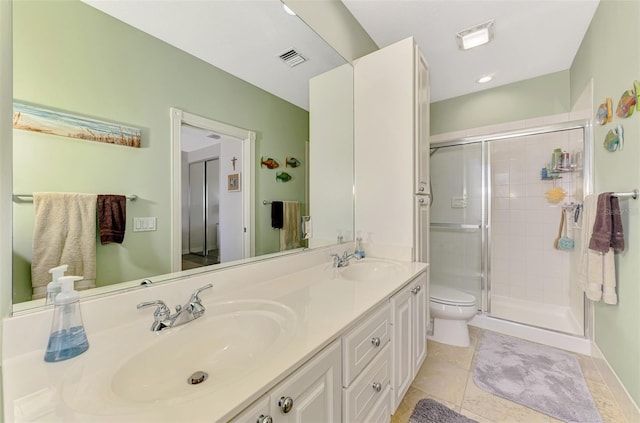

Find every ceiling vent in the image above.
[278,49,307,67]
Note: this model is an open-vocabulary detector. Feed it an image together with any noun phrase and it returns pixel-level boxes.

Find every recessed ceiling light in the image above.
[477,75,494,84]
[456,20,495,50]
[282,3,296,16]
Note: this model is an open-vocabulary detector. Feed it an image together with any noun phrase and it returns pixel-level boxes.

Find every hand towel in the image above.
[580,193,618,304]
[279,201,301,251]
[577,194,597,293]
[271,201,284,229]
[610,196,625,251]
[98,194,126,244]
[31,193,97,299]
[589,193,625,252]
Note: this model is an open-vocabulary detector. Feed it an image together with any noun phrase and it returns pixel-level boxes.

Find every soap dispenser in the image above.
[354,232,365,259]
[44,276,90,363]
[45,264,68,305]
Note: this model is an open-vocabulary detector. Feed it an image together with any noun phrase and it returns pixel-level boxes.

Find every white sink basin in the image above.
[109,300,297,404]
[339,259,402,282]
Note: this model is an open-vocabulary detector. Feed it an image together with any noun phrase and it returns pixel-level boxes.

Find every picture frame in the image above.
[227,173,240,191]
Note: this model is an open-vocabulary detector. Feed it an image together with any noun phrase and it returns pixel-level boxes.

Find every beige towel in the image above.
[580,194,617,304]
[279,201,301,252]
[31,193,97,299]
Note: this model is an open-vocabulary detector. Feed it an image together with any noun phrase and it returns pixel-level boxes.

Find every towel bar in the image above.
[12,194,137,202]
[612,190,638,200]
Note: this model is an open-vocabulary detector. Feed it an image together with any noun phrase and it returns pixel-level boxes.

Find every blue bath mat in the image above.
[473,332,602,423]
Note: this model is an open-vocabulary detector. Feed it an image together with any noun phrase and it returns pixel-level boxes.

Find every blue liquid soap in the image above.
[44,276,90,363]
[44,326,89,362]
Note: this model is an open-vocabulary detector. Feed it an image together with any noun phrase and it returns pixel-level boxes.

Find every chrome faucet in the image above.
[331,251,360,268]
[137,283,213,332]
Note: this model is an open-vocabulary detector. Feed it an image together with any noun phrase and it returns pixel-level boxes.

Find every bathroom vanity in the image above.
[3,246,428,422]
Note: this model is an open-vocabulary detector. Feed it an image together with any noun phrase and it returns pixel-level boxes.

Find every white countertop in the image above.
[3,249,427,422]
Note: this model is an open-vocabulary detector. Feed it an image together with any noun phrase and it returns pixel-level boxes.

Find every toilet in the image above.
[428,284,477,347]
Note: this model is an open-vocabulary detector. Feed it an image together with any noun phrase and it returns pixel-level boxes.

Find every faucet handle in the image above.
[190,283,213,302]
[137,300,171,331]
[137,300,170,315]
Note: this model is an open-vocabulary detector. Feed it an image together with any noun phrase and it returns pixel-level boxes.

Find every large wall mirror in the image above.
[11,0,354,311]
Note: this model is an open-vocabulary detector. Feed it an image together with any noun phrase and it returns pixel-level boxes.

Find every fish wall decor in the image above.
[276,171,292,182]
[261,156,280,169]
[285,157,301,168]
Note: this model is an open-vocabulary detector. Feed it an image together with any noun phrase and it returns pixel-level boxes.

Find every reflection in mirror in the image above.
[11,0,352,311]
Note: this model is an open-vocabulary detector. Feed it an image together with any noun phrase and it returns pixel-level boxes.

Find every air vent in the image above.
[278,49,307,67]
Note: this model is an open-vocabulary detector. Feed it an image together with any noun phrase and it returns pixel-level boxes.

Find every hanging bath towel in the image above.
[98,194,126,244]
[280,201,301,251]
[31,192,97,299]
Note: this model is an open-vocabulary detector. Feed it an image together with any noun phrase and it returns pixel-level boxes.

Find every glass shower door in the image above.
[429,143,483,308]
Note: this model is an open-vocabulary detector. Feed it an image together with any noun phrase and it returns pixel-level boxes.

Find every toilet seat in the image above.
[430,285,476,306]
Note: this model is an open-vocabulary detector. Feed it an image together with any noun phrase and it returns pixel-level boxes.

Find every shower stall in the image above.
[430,121,591,342]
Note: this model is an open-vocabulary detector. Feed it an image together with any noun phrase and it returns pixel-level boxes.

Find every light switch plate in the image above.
[133,217,157,232]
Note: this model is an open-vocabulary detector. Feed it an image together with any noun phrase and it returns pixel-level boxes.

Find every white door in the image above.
[390,284,414,412]
[413,273,428,371]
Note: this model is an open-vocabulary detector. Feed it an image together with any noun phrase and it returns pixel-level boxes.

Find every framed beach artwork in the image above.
[227,173,240,191]
[12,102,141,148]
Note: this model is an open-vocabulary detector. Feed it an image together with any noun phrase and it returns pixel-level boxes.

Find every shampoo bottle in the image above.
[44,276,90,363]
[354,232,365,259]
[45,264,68,305]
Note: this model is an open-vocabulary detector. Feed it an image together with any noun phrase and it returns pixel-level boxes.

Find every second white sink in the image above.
[339,259,402,282]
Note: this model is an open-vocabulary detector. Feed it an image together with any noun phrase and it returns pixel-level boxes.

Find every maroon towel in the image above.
[98,195,126,244]
[589,193,624,253]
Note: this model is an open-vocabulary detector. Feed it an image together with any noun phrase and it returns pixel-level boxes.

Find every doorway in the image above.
[170,108,256,272]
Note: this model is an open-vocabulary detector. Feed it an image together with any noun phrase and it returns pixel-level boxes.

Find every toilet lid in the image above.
[430,284,476,306]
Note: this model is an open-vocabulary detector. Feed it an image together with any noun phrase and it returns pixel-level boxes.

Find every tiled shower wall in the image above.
[490,129,584,307]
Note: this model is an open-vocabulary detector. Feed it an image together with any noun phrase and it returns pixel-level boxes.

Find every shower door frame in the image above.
[431,119,593,338]
[187,158,220,258]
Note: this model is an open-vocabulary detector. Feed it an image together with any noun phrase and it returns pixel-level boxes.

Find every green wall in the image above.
[12,0,308,302]
[570,0,640,405]
[431,70,570,135]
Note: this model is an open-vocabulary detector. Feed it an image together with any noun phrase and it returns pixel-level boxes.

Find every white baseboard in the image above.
[591,341,640,423]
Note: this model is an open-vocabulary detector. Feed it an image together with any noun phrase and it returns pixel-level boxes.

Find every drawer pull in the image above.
[279,396,294,414]
[372,382,382,392]
[257,415,273,423]
[411,286,419,294]
[371,337,381,347]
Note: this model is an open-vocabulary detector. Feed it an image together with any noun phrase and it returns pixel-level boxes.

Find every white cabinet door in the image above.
[390,283,414,411]
[390,271,429,413]
[412,273,428,372]
[270,340,342,423]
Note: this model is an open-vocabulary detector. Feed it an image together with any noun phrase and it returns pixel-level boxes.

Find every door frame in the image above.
[170,108,256,272]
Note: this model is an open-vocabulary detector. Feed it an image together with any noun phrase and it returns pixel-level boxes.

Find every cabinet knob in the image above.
[419,186,425,192]
[279,396,294,414]
[257,415,273,423]
[411,286,419,295]
[371,337,381,347]
[372,382,382,392]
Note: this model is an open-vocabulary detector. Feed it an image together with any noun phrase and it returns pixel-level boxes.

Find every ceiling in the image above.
[83,0,599,107]
[343,0,600,102]
[81,0,346,111]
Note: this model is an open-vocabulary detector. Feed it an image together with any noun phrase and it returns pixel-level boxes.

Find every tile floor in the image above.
[391,327,627,423]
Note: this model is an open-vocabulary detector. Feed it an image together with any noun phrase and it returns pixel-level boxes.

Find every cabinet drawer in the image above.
[361,385,391,423]
[342,343,390,423]
[342,303,391,386]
